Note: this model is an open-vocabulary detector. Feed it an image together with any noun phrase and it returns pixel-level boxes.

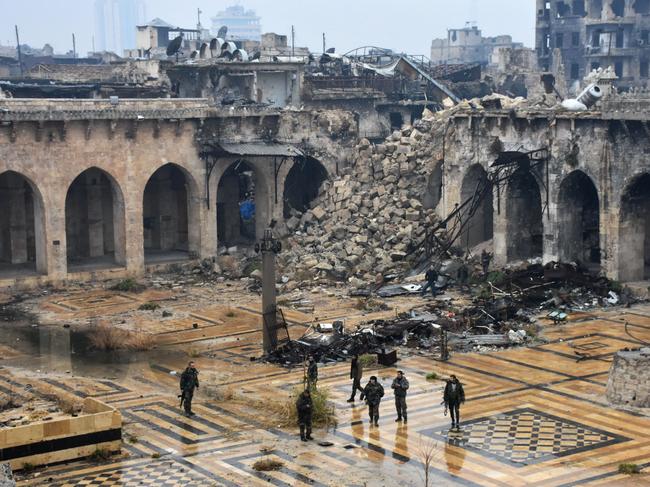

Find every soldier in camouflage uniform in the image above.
[179,361,199,417]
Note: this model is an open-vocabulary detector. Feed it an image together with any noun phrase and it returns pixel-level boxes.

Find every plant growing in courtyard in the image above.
[88,324,156,351]
[138,302,160,311]
[359,353,378,368]
[110,279,144,293]
[252,458,284,472]
[618,463,641,475]
[89,448,113,462]
[260,386,337,430]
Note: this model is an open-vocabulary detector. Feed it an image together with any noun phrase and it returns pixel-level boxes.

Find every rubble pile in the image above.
[475,262,627,312]
[267,261,629,364]
[266,312,444,365]
[281,111,445,287]
[280,95,536,289]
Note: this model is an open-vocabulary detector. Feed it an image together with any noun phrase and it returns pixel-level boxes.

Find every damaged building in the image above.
[537,0,650,89]
[430,24,523,66]
[3,6,650,486]
[0,95,355,287]
[2,13,650,293]
[4,80,650,289]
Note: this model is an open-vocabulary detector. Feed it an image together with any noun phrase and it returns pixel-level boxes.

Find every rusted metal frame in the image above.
[273,155,291,205]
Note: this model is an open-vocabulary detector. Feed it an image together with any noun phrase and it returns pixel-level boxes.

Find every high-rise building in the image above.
[211,5,261,41]
[94,0,147,54]
[536,0,650,89]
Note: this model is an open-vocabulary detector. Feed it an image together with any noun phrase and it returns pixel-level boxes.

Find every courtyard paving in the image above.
[1,283,650,486]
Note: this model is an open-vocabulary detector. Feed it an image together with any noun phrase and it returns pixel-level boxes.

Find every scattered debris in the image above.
[252,458,284,472]
[0,463,15,487]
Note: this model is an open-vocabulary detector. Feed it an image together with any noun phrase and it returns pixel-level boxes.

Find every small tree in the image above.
[415,435,440,487]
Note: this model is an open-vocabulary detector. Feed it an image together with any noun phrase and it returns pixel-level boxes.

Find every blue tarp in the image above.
[240,200,255,221]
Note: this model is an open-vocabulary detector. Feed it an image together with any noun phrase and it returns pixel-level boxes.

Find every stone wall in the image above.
[282,94,650,286]
[0,397,121,470]
[0,99,357,288]
[441,98,650,281]
[606,348,650,408]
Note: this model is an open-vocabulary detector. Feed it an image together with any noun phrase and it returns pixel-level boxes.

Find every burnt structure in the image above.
[537,0,650,88]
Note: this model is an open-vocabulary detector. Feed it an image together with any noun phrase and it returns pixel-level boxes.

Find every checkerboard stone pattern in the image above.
[429,408,626,467]
[52,460,210,486]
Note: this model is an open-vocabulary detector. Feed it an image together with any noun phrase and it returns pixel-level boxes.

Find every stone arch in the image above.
[282,156,328,218]
[506,168,543,261]
[460,164,493,250]
[422,162,443,210]
[142,163,197,263]
[557,170,600,268]
[619,173,650,282]
[65,167,126,270]
[0,170,47,276]
[217,159,268,247]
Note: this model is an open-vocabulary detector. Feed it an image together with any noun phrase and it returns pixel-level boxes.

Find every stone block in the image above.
[312,207,326,221]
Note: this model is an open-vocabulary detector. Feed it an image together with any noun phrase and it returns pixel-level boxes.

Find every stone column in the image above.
[85,174,105,258]
[492,189,508,267]
[544,176,561,264]
[48,195,68,281]
[124,192,145,275]
[255,159,273,240]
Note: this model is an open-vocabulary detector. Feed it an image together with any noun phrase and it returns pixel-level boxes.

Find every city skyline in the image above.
[2,1,535,57]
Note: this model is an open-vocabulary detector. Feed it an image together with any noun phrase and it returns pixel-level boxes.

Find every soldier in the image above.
[391,370,410,423]
[296,388,313,441]
[347,354,365,403]
[443,375,465,431]
[179,361,199,417]
[363,376,384,426]
[307,356,318,389]
[456,262,469,290]
[421,266,439,298]
[481,250,492,275]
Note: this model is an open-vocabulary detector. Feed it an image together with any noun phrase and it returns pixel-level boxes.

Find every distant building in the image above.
[125,18,202,59]
[94,0,147,54]
[211,5,261,41]
[259,33,310,61]
[430,24,523,66]
[536,0,650,89]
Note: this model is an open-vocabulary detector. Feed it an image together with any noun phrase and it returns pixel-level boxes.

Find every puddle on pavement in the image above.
[0,317,186,380]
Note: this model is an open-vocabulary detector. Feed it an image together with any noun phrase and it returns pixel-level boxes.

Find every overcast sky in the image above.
[1,0,535,56]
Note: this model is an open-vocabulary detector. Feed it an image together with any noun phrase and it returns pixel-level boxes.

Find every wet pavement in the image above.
[1,281,650,486]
